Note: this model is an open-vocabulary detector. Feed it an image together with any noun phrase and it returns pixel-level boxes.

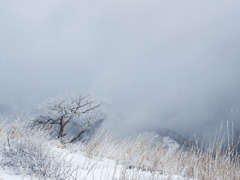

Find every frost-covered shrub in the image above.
[34,93,104,143]
[0,119,79,179]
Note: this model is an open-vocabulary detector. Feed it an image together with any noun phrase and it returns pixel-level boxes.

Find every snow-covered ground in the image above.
[0,147,187,180]
[1,121,238,180]
[0,167,40,180]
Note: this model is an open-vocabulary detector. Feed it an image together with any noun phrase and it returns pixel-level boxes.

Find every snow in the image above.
[0,147,188,180]
[0,168,37,180]
[162,137,180,153]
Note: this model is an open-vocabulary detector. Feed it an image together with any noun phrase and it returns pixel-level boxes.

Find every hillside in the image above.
[0,118,239,179]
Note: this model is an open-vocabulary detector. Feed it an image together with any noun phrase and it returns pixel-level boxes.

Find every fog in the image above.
[1,0,240,137]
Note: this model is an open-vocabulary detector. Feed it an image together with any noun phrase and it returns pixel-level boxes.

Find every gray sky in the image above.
[1,0,240,136]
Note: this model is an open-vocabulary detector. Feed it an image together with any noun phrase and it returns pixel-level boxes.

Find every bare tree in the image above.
[34,93,104,143]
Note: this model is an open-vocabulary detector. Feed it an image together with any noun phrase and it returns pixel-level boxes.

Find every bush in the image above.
[0,119,79,179]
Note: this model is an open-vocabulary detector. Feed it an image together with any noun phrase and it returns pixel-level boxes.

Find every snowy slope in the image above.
[154,129,196,152]
[0,148,188,180]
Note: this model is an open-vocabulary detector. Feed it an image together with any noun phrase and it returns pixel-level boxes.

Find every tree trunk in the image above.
[58,120,64,138]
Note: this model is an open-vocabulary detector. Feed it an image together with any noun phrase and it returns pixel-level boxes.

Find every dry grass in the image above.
[75,128,240,180]
[0,117,239,180]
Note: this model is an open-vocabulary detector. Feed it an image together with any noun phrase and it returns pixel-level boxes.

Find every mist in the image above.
[1,0,240,138]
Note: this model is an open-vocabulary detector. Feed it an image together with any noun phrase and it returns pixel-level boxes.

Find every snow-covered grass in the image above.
[0,118,79,180]
[0,118,239,179]
[77,130,240,179]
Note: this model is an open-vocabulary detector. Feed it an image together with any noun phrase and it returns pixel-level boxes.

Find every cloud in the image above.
[1,0,240,137]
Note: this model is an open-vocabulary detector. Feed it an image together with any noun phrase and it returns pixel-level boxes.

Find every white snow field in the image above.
[0,149,186,180]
